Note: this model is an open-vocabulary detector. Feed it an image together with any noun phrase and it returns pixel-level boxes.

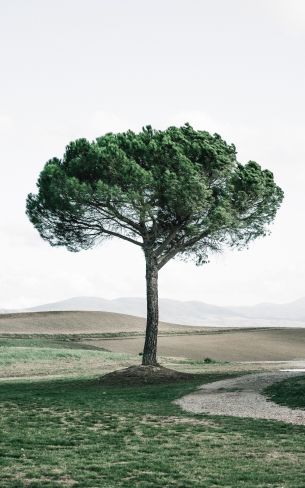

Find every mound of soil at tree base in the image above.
[99,365,195,385]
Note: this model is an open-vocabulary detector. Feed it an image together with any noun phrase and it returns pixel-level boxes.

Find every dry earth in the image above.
[1,311,305,362]
[88,328,305,361]
[0,311,205,334]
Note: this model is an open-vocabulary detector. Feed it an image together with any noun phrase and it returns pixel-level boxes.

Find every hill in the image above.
[3,295,305,327]
[229,296,305,321]
[0,310,200,335]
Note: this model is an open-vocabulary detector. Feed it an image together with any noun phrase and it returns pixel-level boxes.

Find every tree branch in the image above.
[155,226,181,257]
[90,197,144,234]
[157,228,211,269]
[98,226,143,246]
[53,211,144,248]
[157,247,180,269]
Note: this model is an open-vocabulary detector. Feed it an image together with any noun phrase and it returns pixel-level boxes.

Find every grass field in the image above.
[1,365,305,487]
[0,336,262,379]
[1,312,305,487]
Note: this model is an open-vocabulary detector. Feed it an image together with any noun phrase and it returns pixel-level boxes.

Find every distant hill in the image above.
[2,295,305,327]
[229,296,305,321]
[0,310,192,335]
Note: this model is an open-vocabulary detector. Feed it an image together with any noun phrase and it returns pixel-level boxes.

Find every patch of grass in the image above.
[0,333,138,341]
[168,357,226,366]
[0,347,132,366]
[0,337,106,350]
[0,345,137,379]
[1,374,305,487]
[265,375,305,409]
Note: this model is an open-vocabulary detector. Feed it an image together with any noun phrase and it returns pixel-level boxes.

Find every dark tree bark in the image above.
[142,253,159,366]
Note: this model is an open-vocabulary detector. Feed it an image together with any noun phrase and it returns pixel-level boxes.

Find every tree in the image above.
[26,124,284,366]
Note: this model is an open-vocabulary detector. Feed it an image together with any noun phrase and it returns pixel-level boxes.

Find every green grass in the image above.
[265,374,305,409]
[0,337,106,350]
[1,374,305,487]
[0,346,131,367]
[1,338,305,487]
[0,342,136,379]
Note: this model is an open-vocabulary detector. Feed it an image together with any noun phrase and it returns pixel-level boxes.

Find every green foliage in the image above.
[26,124,283,268]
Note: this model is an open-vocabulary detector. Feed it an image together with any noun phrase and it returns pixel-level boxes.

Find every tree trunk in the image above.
[142,253,159,366]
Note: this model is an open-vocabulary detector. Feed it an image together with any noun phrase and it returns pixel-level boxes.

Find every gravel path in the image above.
[175,371,305,425]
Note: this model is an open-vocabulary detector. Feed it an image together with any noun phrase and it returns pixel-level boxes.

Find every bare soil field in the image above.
[1,311,305,362]
[0,310,196,335]
[90,328,305,361]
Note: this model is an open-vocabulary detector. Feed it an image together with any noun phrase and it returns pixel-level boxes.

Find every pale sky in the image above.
[0,0,304,309]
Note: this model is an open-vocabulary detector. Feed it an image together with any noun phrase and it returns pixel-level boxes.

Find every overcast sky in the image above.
[0,0,304,308]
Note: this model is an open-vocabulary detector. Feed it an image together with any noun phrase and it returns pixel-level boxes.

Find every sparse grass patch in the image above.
[0,337,107,350]
[174,357,224,365]
[0,345,137,379]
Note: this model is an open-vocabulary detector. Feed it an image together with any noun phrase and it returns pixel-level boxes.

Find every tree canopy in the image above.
[26,124,284,269]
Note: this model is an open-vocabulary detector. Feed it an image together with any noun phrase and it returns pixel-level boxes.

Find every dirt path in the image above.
[175,371,305,425]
